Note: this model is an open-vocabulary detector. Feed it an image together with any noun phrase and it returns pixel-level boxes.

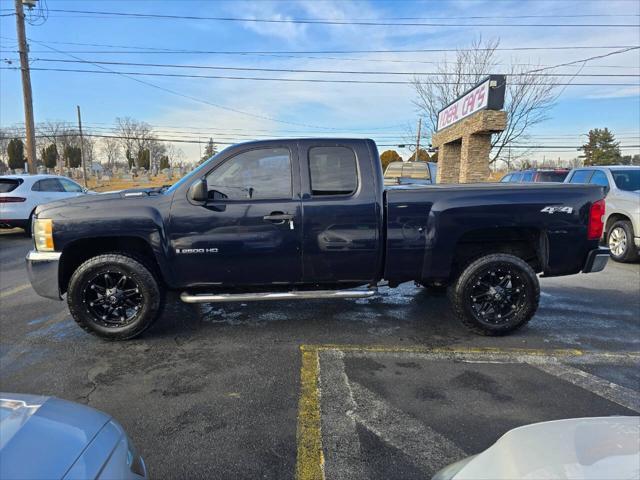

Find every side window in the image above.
[522,172,535,182]
[206,147,291,200]
[589,170,609,188]
[59,178,84,193]
[510,172,523,182]
[569,170,593,183]
[309,146,358,196]
[33,179,64,192]
[500,174,512,182]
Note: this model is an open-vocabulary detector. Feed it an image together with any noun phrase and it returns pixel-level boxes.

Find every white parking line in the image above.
[350,381,467,472]
[531,361,640,413]
[318,350,366,480]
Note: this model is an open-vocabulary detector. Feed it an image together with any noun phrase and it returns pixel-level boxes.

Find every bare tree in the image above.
[114,117,156,168]
[100,136,121,169]
[412,37,558,165]
[166,143,184,166]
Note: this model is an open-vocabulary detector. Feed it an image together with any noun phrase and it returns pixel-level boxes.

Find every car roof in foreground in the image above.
[1,173,65,178]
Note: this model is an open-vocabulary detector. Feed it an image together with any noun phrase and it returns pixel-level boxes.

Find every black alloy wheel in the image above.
[450,253,539,336]
[67,253,163,340]
[83,271,144,328]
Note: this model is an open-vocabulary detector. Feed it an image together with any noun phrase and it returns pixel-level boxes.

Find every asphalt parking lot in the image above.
[1,229,639,479]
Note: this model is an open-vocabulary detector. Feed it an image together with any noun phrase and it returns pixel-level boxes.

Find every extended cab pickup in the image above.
[26,139,609,340]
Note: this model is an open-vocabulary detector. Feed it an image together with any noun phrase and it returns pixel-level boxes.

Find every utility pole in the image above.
[77,105,88,187]
[14,0,37,174]
[415,117,422,161]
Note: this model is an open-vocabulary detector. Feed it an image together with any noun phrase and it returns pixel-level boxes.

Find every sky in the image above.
[0,0,639,166]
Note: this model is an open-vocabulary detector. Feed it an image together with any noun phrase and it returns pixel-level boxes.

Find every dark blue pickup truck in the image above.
[26,138,608,340]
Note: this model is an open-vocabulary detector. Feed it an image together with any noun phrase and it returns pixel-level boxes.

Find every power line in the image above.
[24,57,640,77]
[4,66,637,85]
[2,37,638,54]
[39,9,640,27]
[1,8,637,19]
[20,37,407,131]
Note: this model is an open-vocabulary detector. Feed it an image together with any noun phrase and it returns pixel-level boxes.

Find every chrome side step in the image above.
[180,288,377,304]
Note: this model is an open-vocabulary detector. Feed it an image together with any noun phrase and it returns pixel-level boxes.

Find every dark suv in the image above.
[501,169,570,183]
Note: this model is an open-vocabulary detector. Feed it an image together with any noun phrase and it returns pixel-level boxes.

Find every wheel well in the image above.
[59,236,162,294]
[605,213,630,234]
[452,227,544,278]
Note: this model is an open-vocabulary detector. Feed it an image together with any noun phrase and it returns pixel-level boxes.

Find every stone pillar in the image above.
[460,134,492,183]
[432,110,507,184]
[436,141,461,184]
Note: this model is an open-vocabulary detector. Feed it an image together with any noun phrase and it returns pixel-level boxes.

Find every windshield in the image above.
[611,170,640,192]
[165,151,224,194]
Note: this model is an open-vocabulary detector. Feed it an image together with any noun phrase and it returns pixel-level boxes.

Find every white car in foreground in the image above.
[433,416,640,480]
[0,174,88,235]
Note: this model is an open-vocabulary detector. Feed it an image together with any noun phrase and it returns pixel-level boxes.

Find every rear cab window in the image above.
[0,178,22,193]
[309,146,358,196]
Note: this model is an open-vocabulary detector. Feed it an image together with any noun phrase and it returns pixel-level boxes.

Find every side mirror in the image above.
[188,178,208,202]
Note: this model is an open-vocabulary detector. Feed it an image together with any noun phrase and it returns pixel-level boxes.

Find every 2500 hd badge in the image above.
[176,248,219,254]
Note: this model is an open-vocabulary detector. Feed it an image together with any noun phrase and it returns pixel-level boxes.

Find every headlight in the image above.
[33,218,54,251]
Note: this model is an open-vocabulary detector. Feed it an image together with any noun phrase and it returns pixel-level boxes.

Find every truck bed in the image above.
[383,182,605,285]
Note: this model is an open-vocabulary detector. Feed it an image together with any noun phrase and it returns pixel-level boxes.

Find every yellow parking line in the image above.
[296,346,324,480]
[303,344,586,357]
[0,283,32,299]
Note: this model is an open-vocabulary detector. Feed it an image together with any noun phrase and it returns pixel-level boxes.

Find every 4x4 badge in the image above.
[540,206,573,214]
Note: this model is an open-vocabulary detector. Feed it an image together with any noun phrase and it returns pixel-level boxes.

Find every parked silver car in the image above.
[565,166,640,262]
[0,393,146,479]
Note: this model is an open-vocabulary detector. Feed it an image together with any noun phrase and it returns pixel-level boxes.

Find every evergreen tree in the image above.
[43,144,59,169]
[7,138,24,170]
[581,128,621,166]
[126,149,134,169]
[137,149,150,170]
[64,145,82,168]
[200,137,218,163]
[159,155,170,170]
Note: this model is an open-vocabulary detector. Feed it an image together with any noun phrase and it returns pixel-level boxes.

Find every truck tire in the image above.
[450,254,539,336]
[67,253,163,340]
[608,220,638,263]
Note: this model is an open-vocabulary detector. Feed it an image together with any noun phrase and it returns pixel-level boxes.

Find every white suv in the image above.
[565,166,640,262]
[0,174,88,235]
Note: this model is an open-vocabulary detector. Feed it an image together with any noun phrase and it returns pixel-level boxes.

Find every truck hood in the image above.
[35,188,165,216]
[0,393,111,479]
[446,416,640,480]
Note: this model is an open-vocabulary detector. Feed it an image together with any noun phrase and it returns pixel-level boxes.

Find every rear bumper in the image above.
[26,250,62,300]
[582,247,609,273]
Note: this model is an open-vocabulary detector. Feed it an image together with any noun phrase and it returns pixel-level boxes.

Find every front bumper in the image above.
[582,247,609,273]
[26,250,62,300]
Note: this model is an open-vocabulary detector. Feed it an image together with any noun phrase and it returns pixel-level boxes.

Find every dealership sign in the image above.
[436,75,506,132]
